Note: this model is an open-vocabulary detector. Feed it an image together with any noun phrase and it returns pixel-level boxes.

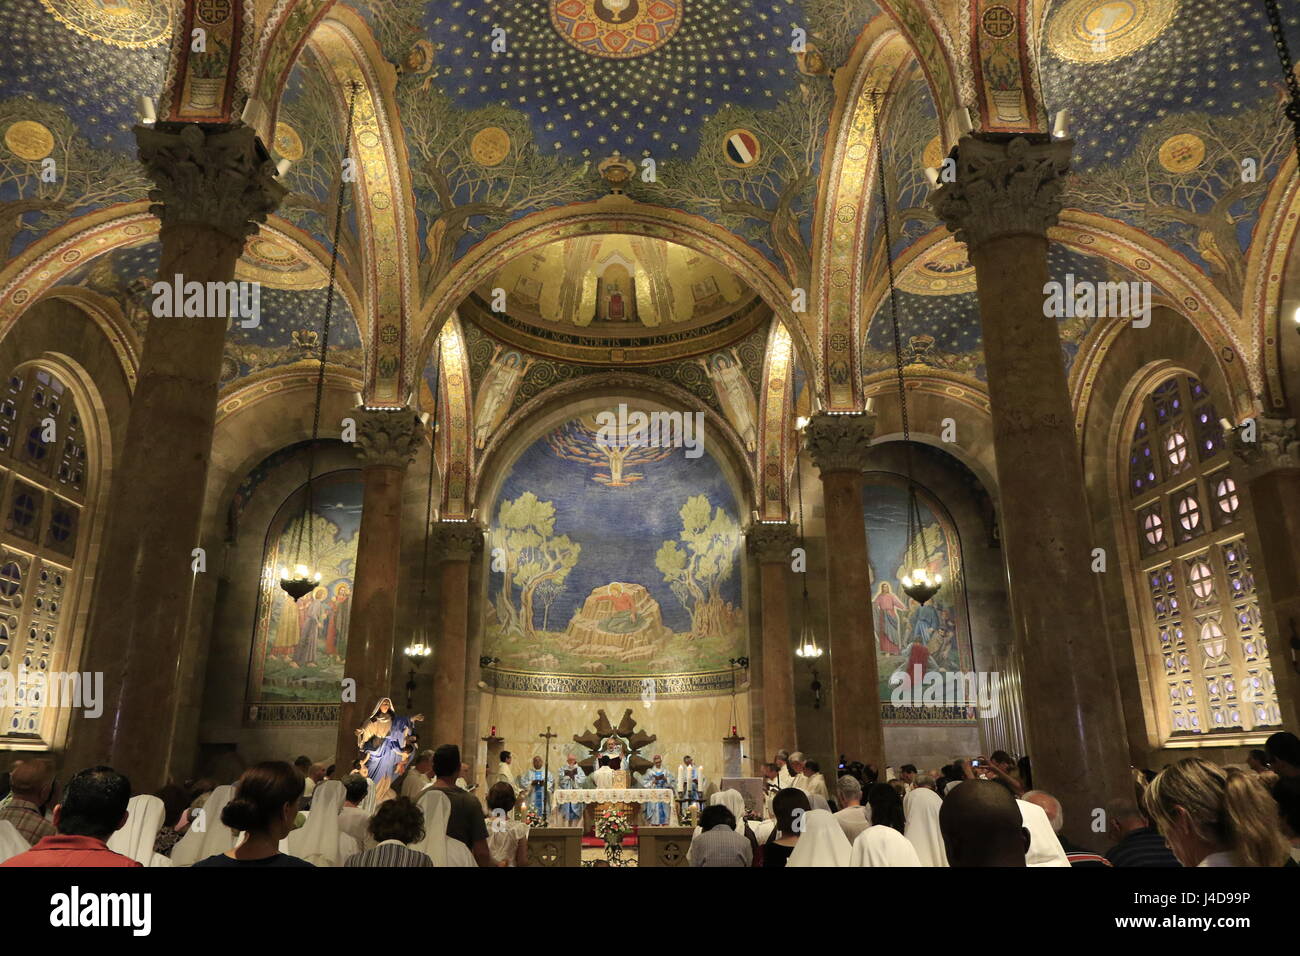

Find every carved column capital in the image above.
[1229,415,1300,480]
[804,411,876,475]
[931,134,1072,250]
[136,123,286,242]
[430,521,485,561]
[353,407,423,469]
[747,522,800,563]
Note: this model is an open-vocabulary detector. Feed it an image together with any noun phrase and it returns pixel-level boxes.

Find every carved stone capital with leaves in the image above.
[747,522,800,563]
[429,521,485,561]
[353,407,423,469]
[136,123,286,242]
[804,411,876,475]
[1229,415,1299,480]
[931,134,1072,250]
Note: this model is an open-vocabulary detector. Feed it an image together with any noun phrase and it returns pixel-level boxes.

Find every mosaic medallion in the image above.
[38,0,174,49]
[272,122,304,161]
[549,0,682,59]
[897,243,978,296]
[1158,132,1205,173]
[4,121,55,162]
[1047,0,1177,64]
[471,126,512,166]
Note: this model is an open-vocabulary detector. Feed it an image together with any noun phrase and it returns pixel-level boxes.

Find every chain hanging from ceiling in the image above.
[870,91,943,606]
[1265,0,1300,165]
[279,81,360,599]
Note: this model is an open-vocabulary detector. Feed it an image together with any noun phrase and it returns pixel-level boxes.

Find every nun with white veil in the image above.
[0,820,30,863]
[414,787,476,867]
[850,824,922,866]
[786,808,851,866]
[903,786,948,867]
[285,780,358,866]
[170,784,236,866]
[1018,798,1071,867]
[107,794,174,867]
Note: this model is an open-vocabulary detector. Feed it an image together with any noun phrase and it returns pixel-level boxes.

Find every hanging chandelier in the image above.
[792,425,823,660]
[871,91,945,606]
[279,82,360,599]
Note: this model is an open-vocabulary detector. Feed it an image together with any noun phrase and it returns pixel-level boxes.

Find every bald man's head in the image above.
[939,780,1030,867]
[1023,790,1064,832]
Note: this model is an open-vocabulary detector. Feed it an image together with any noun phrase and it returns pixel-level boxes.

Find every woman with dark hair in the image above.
[762,788,811,868]
[485,781,529,867]
[865,783,906,833]
[193,762,313,867]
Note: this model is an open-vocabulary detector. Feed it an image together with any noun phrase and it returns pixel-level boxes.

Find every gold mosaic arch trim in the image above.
[34,286,140,390]
[1051,210,1249,399]
[969,0,1044,134]
[159,0,259,124]
[311,12,419,406]
[436,315,474,519]
[814,28,913,412]
[1240,150,1299,411]
[0,205,157,331]
[39,0,174,49]
[489,668,741,699]
[878,1,963,140]
[757,320,794,521]
[862,369,993,417]
[470,370,755,514]
[215,363,363,424]
[417,200,810,388]
[246,0,336,140]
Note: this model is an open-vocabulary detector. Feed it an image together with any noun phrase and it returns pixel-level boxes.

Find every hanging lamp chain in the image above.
[290,80,360,576]
[1265,0,1300,162]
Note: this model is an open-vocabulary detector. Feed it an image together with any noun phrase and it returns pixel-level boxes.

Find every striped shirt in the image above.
[1105,827,1181,867]
[344,840,433,867]
[690,824,753,867]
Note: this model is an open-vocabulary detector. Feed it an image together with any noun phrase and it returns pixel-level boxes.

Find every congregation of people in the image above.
[2,733,1297,868]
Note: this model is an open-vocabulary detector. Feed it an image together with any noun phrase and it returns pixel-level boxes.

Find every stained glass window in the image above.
[1123,374,1281,742]
[0,364,89,747]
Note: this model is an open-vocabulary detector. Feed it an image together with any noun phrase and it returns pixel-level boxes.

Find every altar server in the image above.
[678,756,706,812]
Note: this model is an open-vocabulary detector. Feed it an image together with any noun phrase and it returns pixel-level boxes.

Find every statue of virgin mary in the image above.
[355,697,423,804]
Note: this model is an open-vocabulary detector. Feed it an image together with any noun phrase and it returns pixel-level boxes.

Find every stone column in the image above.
[804,412,884,768]
[933,134,1131,837]
[429,521,483,754]
[748,523,799,757]
[64,124,283,788]
[333,408,422,774]
[1230,416,1300,727]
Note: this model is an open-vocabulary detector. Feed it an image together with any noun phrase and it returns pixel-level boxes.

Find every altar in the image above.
[555,788,677,827]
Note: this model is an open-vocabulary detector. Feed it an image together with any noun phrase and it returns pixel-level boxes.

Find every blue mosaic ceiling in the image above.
[421,0,805,161]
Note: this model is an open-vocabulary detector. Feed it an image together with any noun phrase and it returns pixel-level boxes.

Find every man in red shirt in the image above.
[2,766,140,867]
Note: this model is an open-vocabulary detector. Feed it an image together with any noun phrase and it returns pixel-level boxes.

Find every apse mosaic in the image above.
[246,470,363,725]
[863,478,975,725]
[484,411,745,694]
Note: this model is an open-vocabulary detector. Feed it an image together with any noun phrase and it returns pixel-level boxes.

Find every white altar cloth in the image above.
[556,788,675,805]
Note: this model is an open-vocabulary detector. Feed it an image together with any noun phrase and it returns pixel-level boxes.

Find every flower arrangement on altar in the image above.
[678,803,698,828]
[594,806,632,845]
[522,804,545,828]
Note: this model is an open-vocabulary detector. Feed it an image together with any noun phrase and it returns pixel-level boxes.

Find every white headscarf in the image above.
[106,794,172,867]
[0,820,30,862]
[286,780,357,866]
[712,789,747,833]
[171,785,235,866]
[850,825,922,867]
[1019,799,1070,867]
[786,808,851,867]
[414,787,476,867]
[808,794,831,812]
[903,787,948,867]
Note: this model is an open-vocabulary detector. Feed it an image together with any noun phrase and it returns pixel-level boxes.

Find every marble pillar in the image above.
[805,412,884,769]
[1230,415,1300,727]
[933,134,1131,838]
[748,523,799,757]
[64,124,284,788]
[429,522,483,755]
[333,408,421,775]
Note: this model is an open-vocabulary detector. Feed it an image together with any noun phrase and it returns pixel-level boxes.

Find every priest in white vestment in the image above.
[775,750,795,790]
[640,754,673,825]
[678,756,705,811]
[555,754,586,824]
